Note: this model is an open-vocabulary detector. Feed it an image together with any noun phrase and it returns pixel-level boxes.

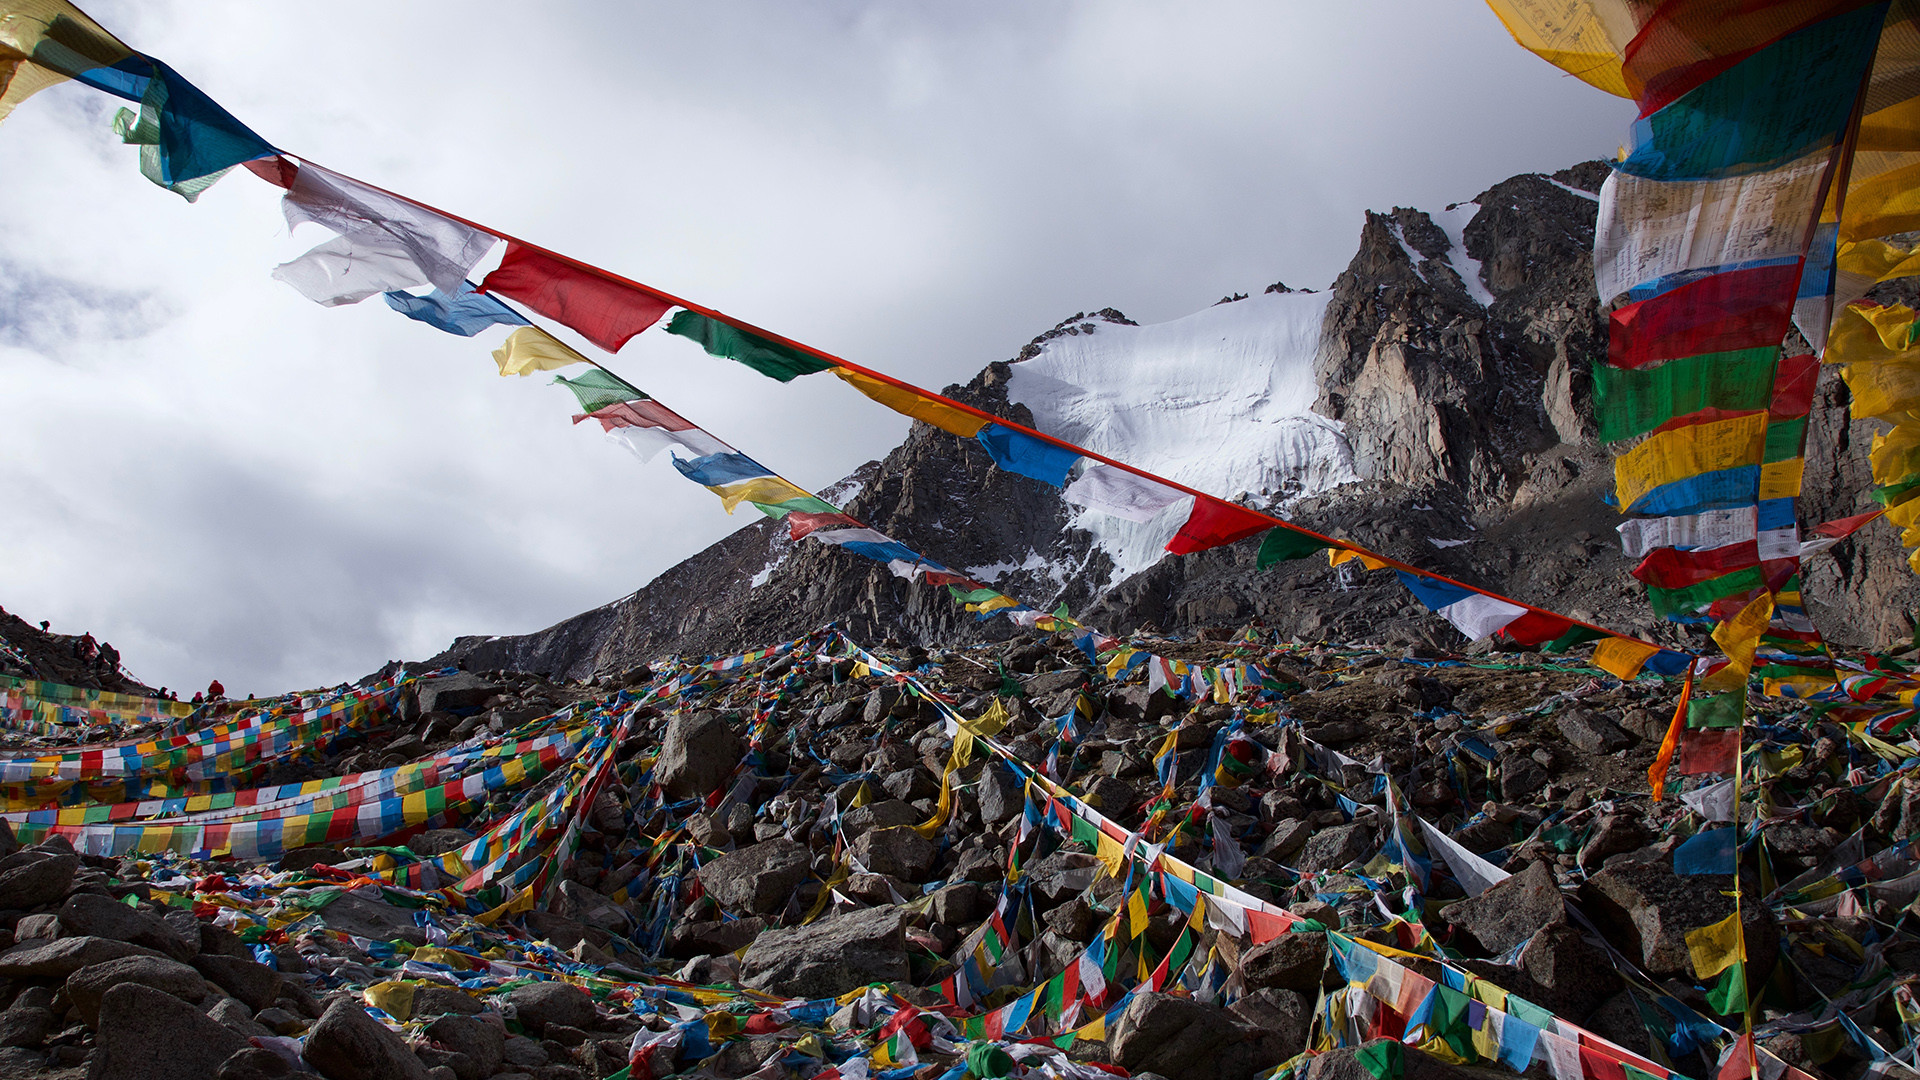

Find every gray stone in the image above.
[193,953,283,1012]
[1110,991,1257,1080]
[0,1004,51,1048]
[977,761,1023,824]
[0,853,77,910]
[405,829,474,858]
[1307,1040,1484,1080]
[412,672,502,715]
[1518,923,1624,1022]
[410,985,485,1017]
[697,838,810,915]
[881,768,938,803]
[739,904,908,998]
[424,1014,504,1080]
[502,1035,549,1068]
[504,980,596,1034]
[654,710,744,800]
[255,1006,306,1035]
[1229,988,1312,1070]
[216,1047,294,1080]
[1557,708,1635,754]
[838,799,921,839]
[12,913,57,941]
[302,996,431,1080]
[666,914,767,960]
[1296,820,1374,872]
[88,982,250,1080]
[1438,860,1565,955]
[1578,814,1654,869]
[0,935,157,979]
[1579,861,1778,978]
[1256,818,1314,861]
[316,893,424,943]
[58,893,195,961]
[929,882,981,927]
[1500,756,1549,801]
[848,826,936,882]
[67,954,209,1027]
[1238,931,1329,994]
[208,995,273,1037]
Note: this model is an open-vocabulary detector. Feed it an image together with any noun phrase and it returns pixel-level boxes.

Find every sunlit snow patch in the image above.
[1007,291,1356,589]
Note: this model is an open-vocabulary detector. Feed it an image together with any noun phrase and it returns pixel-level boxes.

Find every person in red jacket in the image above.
[207,678,225,700]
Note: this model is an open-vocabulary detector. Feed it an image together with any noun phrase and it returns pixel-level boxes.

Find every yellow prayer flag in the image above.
[363,980,417,1021]
[1613,412,1768,512]
[1590,637,1658,681]
[1701,592,1773,692]
[970,698,1010,737]
[1685,912,1745,980]
[1858,302,1920,353]
[1128,886,1150,937]
[709,476,813,514]
[832,367,988,438]
[0,1,134,123]
[1842,156,1920,243]
[1329,548,1391,571]
[1841,360,1920,420]
[1481,0,1634,98]
[1759,458,1803,501]
[1096,831,1126,878]
[492,326,590,377]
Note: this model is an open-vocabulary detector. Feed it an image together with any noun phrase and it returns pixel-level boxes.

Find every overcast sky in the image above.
[0,2,1634,695]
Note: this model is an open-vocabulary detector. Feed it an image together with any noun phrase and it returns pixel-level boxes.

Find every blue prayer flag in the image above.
[383,282,529,337]
[976,423,1081,486]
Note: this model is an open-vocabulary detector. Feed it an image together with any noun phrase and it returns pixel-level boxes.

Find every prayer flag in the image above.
[976,424,1081,486]
[492,326,590,377]
[1166,496,1271,555]
[87,57,276,194]
[384,282,528,337]
[1257,526,1333,568]
[831,368,987,437]
[1393,572,1529,641]
[579,400,731,463]
[1608,264,1802,369]
[553,369,644,413]
[282,162,496,294]
[664,310,833,382]
[481,244,671,353]
[1063,462,1187,522]
[273,231,429,307]
[0,1,133,123]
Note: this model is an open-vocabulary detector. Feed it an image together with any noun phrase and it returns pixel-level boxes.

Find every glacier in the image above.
[1006,290,1356,590]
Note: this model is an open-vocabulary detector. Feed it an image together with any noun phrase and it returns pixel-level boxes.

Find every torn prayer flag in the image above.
[481,244,672,353]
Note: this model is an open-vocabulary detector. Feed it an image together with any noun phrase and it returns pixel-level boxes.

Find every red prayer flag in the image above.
[575,400,699,433]
[787,511,859,540]
[1632,541,1761,590]
[1165,496,1271,556]
[1494,610,1576,647]
[481,243,673,353]
[1608,264,1801,370]
[1675,729,1740,775]
[1622,0,1878,115]
[1813,509,1885,539]
[1770,354,1819,420]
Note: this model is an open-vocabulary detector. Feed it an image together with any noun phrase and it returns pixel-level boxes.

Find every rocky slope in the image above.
[418,161,1920,680]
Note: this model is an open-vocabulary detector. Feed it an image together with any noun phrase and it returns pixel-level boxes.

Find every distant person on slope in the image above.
[207,678,225,700]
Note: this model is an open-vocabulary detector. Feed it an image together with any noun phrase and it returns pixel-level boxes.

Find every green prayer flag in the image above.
[1645,566,1766,619]
[750,495,839,518]
[1257,527,1332,569]
[1544,625,1607,653]
[1687,692,1746,730]
[552,370,645,413]
[1705,962,1748,1015]
[1764,417,1808,464]
[1591,348,1776,443]
[664,310,834,382]
[1355,1039,1405,1080]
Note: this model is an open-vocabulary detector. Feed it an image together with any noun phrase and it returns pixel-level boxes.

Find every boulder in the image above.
[88,982,250,1080]
[0,935,157,979]
[1296,821,1374,872]
[1557,708,1635,754]
[1256,818,1314,861]
[1110,991,1258,1080]
[302,996,431,1080]
[424,1014,504,1080]
[1238,931,1329,994]
[412,672,501,715]
[1307,1040,1484,1080]
[1516,923,1623,1021]
[67,954,208,1027]
[216,1048,295,1080]
[409,985,485,1018]
[0,852,77,910]
[0,1004,51,1048]
[1579,861,1778,978]
[404,830,474,858]
[193,953,283,1012]
[1229,988,1312,1070]
[739,904,909,998]
[503,981,596,1034]
[316,893,425,943]
[1438,860,1565,955]
[849,826,937,882]
[654,711,743,800]
[838,799,921,839]
[977,761,1024,824]
[697,839,810,915]
[58,893,195,961]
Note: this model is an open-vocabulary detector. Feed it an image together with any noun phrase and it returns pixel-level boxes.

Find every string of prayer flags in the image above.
[664,309,834,382]
[492,326,590,377]
[83,55,276,197]
[480,244,672,354]
[383,281,529,337]
[1393,572,1531,642]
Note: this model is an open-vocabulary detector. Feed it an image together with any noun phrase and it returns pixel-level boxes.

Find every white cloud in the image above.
[0,1,1633,692]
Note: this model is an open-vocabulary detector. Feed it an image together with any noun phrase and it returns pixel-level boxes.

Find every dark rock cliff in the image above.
[417,162,1920,678]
